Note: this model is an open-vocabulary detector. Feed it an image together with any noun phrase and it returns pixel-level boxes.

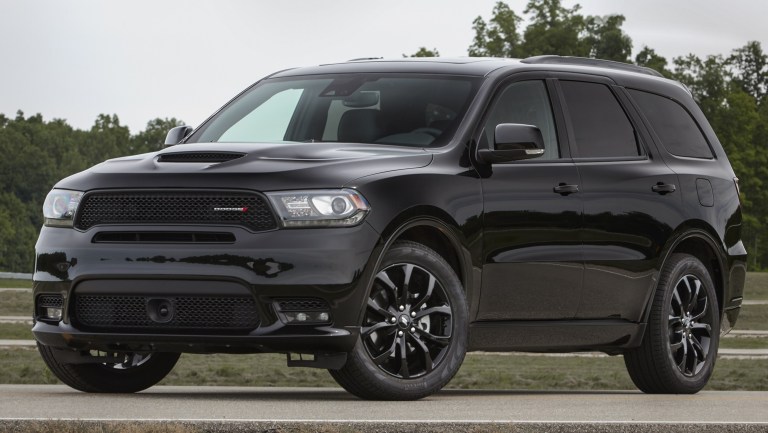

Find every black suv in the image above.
[33,56,746,400]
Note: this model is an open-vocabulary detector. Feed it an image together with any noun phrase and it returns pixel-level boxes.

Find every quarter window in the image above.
[560,81,640,158]
[628,89,714,159]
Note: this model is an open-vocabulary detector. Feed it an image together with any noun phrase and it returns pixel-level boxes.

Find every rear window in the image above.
[628,89,714,159]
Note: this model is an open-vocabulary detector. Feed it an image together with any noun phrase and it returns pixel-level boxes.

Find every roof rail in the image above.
[347,57,383,62]
[521,55,664,78]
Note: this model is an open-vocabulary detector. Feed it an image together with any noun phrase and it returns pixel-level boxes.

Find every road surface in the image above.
[0,385,766,432]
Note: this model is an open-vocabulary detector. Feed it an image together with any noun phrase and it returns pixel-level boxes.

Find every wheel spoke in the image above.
[416,328,451,347]
[410,334,434,373]
[414,305,451,320]
[372,334,399,366]
[692,296,708,321]
[399,264,414,307]
[670,341,684,352]
[690,335,707,361]
[687,277,701,313]
[376,270,399,303]
[412,274,436,311]
[691,322,712,334]
[672,288,684,314]
[367,298,391,318]
[677,336,689,372]
[398,337,410,379]
[362,321,395,338]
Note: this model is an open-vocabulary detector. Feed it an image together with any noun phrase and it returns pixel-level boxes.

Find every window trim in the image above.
[552,76,651,162]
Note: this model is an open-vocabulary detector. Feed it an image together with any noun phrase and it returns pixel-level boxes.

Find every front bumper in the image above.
[32,222,381,354]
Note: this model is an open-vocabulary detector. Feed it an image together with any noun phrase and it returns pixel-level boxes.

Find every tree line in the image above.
[1,0,767,272]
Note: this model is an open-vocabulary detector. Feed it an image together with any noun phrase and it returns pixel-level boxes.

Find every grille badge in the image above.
[213,207,248,212]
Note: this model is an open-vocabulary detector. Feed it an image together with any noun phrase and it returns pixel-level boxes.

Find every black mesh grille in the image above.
[158,152,245,163]
[74,295,260,332]
[75,191,276,231]
[37,295,64,308]
[276,298,329,311]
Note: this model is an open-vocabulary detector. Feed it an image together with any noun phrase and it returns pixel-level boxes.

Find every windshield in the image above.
[188,74,480,147]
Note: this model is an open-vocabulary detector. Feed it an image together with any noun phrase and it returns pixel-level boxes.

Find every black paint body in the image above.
[33,58,746,356]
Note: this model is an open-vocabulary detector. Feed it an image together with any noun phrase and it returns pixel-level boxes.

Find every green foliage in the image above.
[468,0,632,61]
[404,47,440,58]
[635,46,671,77]
[0,113,183,272]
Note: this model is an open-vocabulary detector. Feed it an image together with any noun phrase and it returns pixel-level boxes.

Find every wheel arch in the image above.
[644,222,728,323]
[355,206,476,325]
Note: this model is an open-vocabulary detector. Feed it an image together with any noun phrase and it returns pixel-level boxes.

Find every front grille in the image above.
[74,295,260,332]
[92,231,236,243]
[74,191,277,231]
[276,298,329,311]
[158,152,245,163]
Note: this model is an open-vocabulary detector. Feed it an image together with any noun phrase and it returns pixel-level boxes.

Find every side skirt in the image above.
[469,320,646,354]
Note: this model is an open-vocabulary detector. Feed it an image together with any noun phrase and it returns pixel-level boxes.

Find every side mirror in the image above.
[476,123,545,164]
[164,125,194,146]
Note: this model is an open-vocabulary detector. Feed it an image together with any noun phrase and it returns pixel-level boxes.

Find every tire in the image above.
[624,253,720,393]
[330,241,468,400]
[37,343,180,393]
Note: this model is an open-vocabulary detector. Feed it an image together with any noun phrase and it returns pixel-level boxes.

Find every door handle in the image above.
[553,183,579,195]
[652,183,676,194]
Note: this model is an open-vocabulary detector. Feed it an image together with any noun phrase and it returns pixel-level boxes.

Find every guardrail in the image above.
[0,272,32,280]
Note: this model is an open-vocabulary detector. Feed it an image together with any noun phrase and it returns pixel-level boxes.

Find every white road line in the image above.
[0,288,31,292]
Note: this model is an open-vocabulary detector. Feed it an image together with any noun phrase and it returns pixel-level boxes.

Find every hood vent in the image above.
[158,152,245,163]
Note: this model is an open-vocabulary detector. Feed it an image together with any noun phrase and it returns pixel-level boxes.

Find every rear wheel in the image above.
[38,343,180,393]
[624,253,719,393]
[330,241,468,400]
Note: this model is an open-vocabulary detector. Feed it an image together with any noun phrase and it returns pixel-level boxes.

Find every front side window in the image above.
[189,75,479,148]
[560,81,640,159]
[482,80,560,160]
[628,89,714,159]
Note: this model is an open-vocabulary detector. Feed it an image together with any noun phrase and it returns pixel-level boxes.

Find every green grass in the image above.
[720,337,768,349]
[1,348,766,391]
[745,272,768,300]
[0,323,33,339]
[0,291,32,316]
[734,304,768,331]
[0,279,32,289]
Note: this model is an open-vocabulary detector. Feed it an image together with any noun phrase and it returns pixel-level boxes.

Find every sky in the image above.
[1,0,767,134]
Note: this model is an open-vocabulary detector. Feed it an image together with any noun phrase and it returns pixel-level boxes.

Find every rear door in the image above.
[554,76,682,321]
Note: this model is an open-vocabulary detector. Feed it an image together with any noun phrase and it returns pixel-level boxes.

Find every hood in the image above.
[55,142,432,192]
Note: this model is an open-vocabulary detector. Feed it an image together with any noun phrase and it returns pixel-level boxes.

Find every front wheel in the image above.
[624,253,720,393]
[330,241,468,400]
[38,343,180,393]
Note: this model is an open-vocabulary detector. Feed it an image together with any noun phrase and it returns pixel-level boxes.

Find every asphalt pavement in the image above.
[0,385,766,432]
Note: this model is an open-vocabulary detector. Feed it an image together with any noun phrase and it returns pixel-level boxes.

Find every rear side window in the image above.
[628,89,714,159]
[560,81,640,158]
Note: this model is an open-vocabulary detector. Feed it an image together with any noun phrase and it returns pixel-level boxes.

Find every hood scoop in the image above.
[158,152,246,163]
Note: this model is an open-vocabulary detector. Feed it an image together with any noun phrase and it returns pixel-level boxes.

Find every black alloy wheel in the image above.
[329,241,468,400]
[362,262,453,379]
[668,274,714,377]
[624,253,720,393]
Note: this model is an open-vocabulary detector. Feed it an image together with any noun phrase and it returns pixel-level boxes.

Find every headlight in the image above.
[42,189,83,227]
[266,189,370,228]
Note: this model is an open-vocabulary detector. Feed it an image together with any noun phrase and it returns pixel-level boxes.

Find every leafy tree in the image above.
[468,1,523,57]
[728,41,768,102]
[583,15,632,62]
[520,0,588,57]
[635,46,671,77]
[131,117,186,154]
